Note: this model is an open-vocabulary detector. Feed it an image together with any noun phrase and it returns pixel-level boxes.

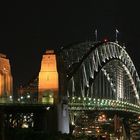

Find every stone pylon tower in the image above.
[0,53,13,97]
[38,50,58,103]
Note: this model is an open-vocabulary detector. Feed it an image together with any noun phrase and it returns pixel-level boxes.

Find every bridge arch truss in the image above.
[58,41,140,114]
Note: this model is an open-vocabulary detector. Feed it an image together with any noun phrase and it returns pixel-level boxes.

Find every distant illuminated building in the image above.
[16,78,38,102]
[0,53,13,97]
[38,50,58,103]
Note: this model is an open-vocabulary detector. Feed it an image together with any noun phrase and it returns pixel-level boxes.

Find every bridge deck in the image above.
[0,103,53,112]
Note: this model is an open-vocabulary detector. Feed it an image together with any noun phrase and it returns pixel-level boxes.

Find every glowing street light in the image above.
[20,96,24,100]
[27,95,30,99]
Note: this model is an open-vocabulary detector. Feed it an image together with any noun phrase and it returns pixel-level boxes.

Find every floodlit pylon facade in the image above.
[0,53,13,97]
[38,50,58,103]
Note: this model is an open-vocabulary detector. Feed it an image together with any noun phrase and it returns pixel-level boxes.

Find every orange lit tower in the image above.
[0,53,13,97]
[38,50,58,103]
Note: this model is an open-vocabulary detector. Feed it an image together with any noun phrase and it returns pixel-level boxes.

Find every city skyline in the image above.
[0,1,140,89]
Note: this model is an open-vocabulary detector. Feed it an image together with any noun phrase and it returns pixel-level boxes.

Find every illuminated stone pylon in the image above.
[38,50,58,103]
[0,53,13,97]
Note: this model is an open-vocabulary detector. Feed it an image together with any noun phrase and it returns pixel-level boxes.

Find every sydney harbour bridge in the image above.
[58,40,140,139]
[0,40,140,139]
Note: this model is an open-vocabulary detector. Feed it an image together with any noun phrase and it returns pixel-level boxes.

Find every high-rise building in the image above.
[0,53,13,97]
[38,50,58,103]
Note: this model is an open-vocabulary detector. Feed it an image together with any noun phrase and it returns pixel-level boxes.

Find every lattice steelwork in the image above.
[58,41,140,114]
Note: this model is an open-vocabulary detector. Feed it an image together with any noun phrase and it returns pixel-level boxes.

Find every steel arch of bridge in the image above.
[59,41,140,114]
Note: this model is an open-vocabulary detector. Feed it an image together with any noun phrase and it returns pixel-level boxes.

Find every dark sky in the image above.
[0,1,140,89]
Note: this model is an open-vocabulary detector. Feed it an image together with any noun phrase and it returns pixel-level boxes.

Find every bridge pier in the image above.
[122,118,131,140]
[57,101,69,134]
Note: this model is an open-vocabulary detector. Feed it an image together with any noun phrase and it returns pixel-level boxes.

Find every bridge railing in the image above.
[0,94,54,105]
[68,96,140,114]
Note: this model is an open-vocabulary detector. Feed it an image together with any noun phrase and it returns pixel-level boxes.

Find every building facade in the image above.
[0,53,13,97]
[38,50,59,103]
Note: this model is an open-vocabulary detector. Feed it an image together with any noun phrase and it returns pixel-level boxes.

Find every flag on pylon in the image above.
[115,29,119,43]
[95,29,98,41]
[116,29,119,34]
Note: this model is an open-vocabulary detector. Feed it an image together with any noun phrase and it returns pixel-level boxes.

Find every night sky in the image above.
[0,1,140,90]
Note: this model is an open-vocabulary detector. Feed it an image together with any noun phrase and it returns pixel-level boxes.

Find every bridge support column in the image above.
[122,119,131,140]
[57,101,69,134]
